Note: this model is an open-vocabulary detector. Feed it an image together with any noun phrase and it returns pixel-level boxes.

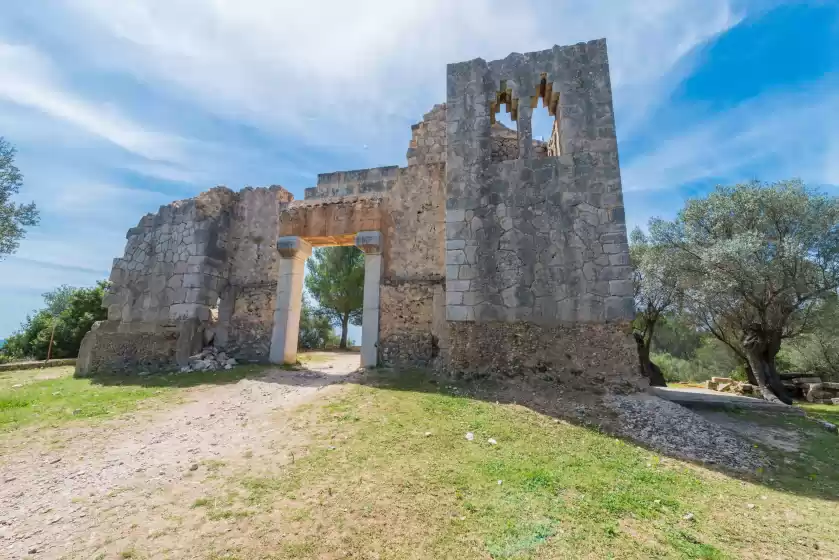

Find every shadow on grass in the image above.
[84,358,348,391]
[78,356,839,503]
[356,367,839,503]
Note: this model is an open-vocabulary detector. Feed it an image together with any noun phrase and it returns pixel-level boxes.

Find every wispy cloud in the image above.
[52,0,740,157]
[622,80,839,192]
[0,43,189,164]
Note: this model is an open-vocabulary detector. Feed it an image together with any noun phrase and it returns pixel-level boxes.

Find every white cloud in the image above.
[0,43,189,164]
[57,0,740,155]
[622,82,839,192]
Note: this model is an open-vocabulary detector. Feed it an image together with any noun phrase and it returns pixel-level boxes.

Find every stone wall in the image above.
[75,319,204,376]
[217,186,294,362]
[441,38,636,382]
[78,185,294,375]
[406,104,446,167]
[445,321,644,392]
[304,166,400,200]
[445,39,632,326]
[378,162,446,366]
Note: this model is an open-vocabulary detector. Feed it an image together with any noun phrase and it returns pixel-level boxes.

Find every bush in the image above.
[652,337,744,383]
[298,298,340,350]
[651,353,713,383]
[0,282,108,361]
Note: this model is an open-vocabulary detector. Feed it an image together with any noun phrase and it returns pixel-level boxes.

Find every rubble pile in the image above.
[706,374,839,404]
[180,346,237,373]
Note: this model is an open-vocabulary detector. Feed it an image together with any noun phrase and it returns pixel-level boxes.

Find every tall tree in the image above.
[649,180,839,404]
[304,246,364,349]
[630,227,678,387]
[0,137,39,258]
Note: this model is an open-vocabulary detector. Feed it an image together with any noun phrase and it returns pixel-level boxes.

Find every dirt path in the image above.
[0,352,360,559]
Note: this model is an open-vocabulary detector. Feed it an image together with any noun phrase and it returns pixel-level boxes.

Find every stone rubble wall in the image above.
[378,162,447,366]
[216,186,294,362]
[304,166,400,200]
[490,122,548,163]
[444,321,644,392]
[78,185,295,375]
[406,104,447,167]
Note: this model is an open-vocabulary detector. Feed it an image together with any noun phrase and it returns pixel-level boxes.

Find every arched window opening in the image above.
[490,80,521,163]
[530,73,561,158]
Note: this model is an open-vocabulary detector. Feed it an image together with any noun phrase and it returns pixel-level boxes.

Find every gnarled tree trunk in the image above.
[634,332,667,387]
[742,324,793,405]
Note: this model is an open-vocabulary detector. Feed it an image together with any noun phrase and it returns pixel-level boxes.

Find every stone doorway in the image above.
[269,231,382,368]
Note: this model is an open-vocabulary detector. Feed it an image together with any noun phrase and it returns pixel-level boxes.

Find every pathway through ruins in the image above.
[0,352,360,559]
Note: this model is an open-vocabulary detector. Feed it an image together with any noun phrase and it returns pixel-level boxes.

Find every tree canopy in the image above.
[0,282,109,361]
[0,137,39,258]
[630,227,679,386]
[298,296,340,350]
[643,180,839,403]
[304,246,364,349]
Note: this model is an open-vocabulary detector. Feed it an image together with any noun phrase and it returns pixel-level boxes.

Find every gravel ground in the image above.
[604,393,769,472]
[0,353,360,559]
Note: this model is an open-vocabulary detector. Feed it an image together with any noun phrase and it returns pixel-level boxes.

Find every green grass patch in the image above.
[189,370,839,558]
[0,364,271,434]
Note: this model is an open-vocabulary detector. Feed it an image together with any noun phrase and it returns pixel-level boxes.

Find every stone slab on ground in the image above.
[650,386,806,415]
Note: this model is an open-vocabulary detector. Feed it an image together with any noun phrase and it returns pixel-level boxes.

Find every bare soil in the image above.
[0,353,360,559]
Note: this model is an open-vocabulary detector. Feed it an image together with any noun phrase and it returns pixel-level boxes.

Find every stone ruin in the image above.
[77,38,644,392]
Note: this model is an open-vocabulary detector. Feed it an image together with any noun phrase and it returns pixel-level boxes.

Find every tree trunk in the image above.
[634,332,667,387]
[339,313,349,349]
[744,361,759,386]
[742,325,793,405]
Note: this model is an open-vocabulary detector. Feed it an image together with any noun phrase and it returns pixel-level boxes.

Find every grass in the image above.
[190,370,838,559]
[0,363,271,434]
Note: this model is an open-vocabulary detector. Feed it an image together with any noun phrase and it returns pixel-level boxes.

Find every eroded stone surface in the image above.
[80,37,640,391]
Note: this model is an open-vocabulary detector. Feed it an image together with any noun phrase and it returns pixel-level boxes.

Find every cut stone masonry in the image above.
[77,37,643,392]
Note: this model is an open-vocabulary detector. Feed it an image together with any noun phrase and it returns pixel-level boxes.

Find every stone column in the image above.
[355,231,383,368]
[269,236,312,364]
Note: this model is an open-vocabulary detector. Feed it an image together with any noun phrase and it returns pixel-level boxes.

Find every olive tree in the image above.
[649,180,839,404]
[629,227,677,386]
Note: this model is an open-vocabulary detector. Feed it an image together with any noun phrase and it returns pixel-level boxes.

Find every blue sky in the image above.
[0,0,837,338]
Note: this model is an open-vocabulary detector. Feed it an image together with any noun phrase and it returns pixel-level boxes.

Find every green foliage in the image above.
[0,281,109,360]
[783,294,839,381]
[0,137,39,258]
[304,246,364,348]
[649,180,839,343]
[651,314,703,359]
[298,297,340,350]
[630,227,680,340]
[653,337,742,383]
